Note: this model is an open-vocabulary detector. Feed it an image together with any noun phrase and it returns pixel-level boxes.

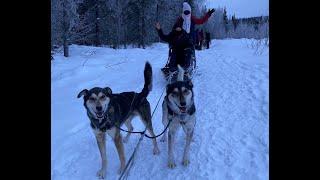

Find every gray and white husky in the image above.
[161,65,196,168]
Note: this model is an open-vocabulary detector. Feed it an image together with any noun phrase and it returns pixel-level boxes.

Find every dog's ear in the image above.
[77,89,88,98]
[104,87,112,95]
[187,80,193,88]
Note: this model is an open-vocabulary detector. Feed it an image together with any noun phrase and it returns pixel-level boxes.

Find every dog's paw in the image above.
[153,147,160,155]
[182,158,190,166]
[96,169,106,179]
[168,161,176,169]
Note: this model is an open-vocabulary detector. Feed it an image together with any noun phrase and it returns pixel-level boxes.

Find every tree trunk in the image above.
[140,1,145,49]
[62,0,69,57]
[124,23,127,49]
[63,36,69,57]
[116,16,120,49]
[95,2,100,46]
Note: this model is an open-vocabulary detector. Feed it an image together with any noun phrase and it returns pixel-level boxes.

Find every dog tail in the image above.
[177,65,185,81]
[140,61,153,98]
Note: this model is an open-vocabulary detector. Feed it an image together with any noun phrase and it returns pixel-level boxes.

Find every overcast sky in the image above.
[204,0,269,18]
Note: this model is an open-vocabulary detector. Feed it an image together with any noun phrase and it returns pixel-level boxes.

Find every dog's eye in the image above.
[100,95,106,99]
[89,97,95,101]
[183,90,189,95]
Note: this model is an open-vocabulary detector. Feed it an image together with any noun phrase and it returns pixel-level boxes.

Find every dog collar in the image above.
[88,111,113,132]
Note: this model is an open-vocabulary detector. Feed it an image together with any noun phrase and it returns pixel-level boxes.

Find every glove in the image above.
[208,8,215,16]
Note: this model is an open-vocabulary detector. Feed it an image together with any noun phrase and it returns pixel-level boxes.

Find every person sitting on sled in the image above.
[155,22,193,73]
[157,2,215,75]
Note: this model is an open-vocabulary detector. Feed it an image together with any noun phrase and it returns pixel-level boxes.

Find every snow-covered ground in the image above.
[51,39,269,180]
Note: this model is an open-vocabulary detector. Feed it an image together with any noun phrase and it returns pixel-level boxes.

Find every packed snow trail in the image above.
[51,39,269,180]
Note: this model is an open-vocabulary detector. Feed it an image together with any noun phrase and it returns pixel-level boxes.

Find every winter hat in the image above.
[182,2,191,33]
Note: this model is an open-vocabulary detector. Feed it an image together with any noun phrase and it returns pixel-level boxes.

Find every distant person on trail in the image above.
[205,32,211,49]
[155,22,193,73]
[199,29,204,50]
[194,29,199,49]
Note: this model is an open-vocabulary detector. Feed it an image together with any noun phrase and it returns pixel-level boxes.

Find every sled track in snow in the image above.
[190,51,268,179]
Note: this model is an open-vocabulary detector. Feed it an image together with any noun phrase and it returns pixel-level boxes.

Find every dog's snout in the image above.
[180,102,186,107]
[96,106,102,112]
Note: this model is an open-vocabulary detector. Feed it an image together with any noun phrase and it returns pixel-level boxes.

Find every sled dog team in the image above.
[77,2,215,179]
[78,62,196,179]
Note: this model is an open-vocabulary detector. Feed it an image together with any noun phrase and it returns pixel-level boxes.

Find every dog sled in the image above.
[161,47,196,83]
